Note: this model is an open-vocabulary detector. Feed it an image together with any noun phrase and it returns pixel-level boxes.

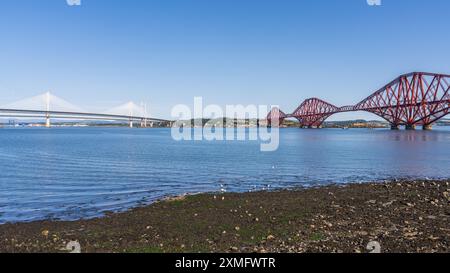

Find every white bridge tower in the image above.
[45,91,51,128]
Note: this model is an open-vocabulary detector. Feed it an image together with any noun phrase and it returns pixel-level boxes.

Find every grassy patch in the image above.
[238,224,267,244]
[125,246,165,253]
[310,232,324,242]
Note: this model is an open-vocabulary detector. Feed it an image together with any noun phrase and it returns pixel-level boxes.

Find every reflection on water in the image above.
[0,127,449,223]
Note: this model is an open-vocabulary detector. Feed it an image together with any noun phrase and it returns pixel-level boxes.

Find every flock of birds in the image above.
[219,183,273,194]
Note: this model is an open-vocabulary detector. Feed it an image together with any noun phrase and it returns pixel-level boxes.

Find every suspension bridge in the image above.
[267,72,450,130]
[0,92,170,128]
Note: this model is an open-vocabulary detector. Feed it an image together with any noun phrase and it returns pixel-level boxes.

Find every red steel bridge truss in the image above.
[267,72,450,130]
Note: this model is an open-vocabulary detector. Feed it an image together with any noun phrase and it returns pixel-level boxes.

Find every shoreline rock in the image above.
[0,180,448,253]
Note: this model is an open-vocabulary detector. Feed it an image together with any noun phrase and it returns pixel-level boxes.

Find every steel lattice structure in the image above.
[267,72,450,129]
[266,107,287,126]
[291,98,339,128]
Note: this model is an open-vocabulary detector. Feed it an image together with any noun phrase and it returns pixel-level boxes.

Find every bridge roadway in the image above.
[285,100,448,118]
[0,108,171,128]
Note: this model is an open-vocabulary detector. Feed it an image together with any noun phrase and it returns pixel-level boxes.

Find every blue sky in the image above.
[0,0,449,120]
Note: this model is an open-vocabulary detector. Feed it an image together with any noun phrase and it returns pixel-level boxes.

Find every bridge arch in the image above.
[354,72,449,129]
[291,98,339,128]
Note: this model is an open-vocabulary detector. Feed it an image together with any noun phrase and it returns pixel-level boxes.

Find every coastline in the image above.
[0,180,448,253]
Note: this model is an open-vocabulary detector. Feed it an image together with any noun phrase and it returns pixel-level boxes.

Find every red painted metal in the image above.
[267,72,450,128]
[266,107,287,126]
[292,98,339,128]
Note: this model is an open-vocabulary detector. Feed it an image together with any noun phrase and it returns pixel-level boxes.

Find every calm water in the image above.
[0,127,449,224]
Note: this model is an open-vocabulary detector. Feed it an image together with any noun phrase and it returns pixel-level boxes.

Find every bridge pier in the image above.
[129,120,134,128]
[45,114,51,128]
[140,119,147,128]
[423,124,433,131]
[405,124,416,130]
[390,124,400,130]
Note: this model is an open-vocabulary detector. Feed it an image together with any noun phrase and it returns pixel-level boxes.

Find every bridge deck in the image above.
[0,109,170,123]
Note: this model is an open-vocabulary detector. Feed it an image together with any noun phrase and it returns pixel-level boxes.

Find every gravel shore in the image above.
[0,180,449,253]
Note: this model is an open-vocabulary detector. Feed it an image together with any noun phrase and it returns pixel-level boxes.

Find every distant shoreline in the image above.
[1,124,449,129]
[1,118,449,129]
[0,179,448,253]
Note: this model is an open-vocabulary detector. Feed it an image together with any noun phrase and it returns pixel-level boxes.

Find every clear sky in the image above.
[0,0,449,120]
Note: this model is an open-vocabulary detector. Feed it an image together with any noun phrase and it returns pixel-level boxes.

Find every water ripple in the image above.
[0,127,449,224]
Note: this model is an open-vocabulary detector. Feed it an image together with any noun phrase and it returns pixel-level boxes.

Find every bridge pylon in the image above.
[45,114,51,128]
[45,92,51,128]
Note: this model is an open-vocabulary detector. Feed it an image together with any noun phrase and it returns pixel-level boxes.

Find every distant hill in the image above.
[2,117,448,128]
[436,119,450,126]
[179,118,390,129]
[323,120,388,128]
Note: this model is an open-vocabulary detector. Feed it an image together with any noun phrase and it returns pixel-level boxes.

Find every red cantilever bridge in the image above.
[267,72,450,130]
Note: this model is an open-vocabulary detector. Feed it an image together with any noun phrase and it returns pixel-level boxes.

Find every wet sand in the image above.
[0,180,448,253]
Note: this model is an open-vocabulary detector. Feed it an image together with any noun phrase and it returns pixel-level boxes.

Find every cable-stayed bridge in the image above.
[0,92,170,127]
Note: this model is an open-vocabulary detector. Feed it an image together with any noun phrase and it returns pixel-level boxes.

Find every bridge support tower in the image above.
[405,124,416,130]
[45,114,51,128]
